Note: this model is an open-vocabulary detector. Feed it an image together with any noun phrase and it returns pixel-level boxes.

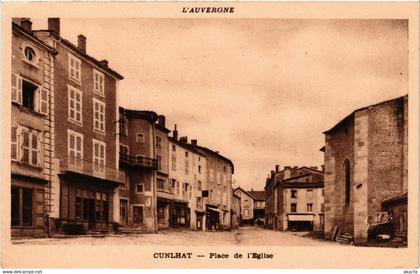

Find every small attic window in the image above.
[24,46,36,62]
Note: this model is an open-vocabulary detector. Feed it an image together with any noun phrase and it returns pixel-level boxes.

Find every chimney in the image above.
[284,166,291,170]
[191,139,197,145]
[179,136,188,143]
[157,115,166,127]
[275,165,280,173]
[173,124,178,140]
[21,18,32,33]
[99,60,108,67]
[77,34,86,53]
[48,18,60,36]
[270,170,275,176]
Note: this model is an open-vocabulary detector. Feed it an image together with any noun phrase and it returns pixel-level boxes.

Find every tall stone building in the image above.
[118,108,159,231]
[11,19,57,237]
[33,18,125,234]
[323,95,408,244]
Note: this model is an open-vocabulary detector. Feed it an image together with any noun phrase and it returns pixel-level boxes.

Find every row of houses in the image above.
[265,94,408,244]
[11,18,236,238]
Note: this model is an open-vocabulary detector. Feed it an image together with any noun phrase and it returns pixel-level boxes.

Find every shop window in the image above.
[11,186,33,227]
[75,197,82,219]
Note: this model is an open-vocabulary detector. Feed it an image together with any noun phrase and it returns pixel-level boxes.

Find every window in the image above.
[184,156,189,175]
[306,189,314,199]
[344,159,351,204]
[11,74,48,115]
[307,203,313,212]
[196,197,202,209]
[198,165,201,174]
[68,130,83,166]
[119,144,129,156]
[291,190,297,198]
[23,46,36,62]
[321,203,325,212]
[93,139,106,172]
[291,203,297,212]
[197,180,202,191]
[136,133,144,143]
[244,209,249,217]
[75,197,82,219]
[157,154,162,170]
[156,136,162,149]
[136,184,144,193]
[93,69,105,95]
[157,179,164,191]
[120,172,129,190]
[209,168,214,182]
[16,126,41,166]
[68,85,82,124]
[170,179,176,194]
[68,53,81,83]
[172,144,176,151]
[171,153,176,171]
[93,98,105,133]
[11,186,33,227]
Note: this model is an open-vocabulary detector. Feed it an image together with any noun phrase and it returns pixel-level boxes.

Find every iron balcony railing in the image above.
[60,156,125,184]
[119,152,158,169]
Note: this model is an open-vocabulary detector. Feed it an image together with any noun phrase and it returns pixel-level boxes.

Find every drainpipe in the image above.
[151,121,158,232]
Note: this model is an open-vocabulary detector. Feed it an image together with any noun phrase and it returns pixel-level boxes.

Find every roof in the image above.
[190,143,234,174]
[35,30,124,80]
[280,182,324,189]
[12,23,58,55]
[168,137,206,157]
[234,187,256,200]
[249,190,265,201]
[233,193,241,199]
[297,166,323,174]
[323,95,407,135]
[120,107,158,123]
[382,192,407,205]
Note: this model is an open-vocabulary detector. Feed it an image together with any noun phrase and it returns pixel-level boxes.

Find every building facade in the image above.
[231,193,241,229]
[33,18,125,234]
[118,108,159,231]
[276,168,324,231]
[11,19,57,238]
[191,143,234,230]
[249,190,266,226]
[234,187,255,225]
[323,95,408,244]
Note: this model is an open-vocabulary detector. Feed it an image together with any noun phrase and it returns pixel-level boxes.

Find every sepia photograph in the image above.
[1,1,419,269]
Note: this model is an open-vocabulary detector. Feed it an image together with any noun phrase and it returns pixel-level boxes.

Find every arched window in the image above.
[344,159,351,204]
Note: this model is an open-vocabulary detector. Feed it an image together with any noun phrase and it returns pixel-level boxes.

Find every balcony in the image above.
[119,152,158,170]
[59,156,125,185]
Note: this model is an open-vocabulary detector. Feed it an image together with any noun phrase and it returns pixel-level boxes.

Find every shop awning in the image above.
[288,214,314,221]
[207,207,222,213]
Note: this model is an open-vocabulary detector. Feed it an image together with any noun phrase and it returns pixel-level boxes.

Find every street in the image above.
[12,226,341,246]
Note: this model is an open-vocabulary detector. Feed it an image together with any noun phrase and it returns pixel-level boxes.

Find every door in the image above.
[133,206,143,226]
[88,198,96,230]
[120,199,128,226]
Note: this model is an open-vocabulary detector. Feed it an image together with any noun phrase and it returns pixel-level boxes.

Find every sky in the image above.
[31,18,408,191]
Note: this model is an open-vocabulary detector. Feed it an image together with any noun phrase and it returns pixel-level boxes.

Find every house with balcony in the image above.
[32,18,124,234]
[118,108,160,231]
[11,19,57,238]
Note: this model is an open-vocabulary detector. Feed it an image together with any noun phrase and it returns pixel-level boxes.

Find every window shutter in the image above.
[40,87,49,115]
[37,133,42,167]
[11,74,22,104]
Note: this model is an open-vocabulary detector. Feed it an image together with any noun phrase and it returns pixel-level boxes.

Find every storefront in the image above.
[206,205,221,230]
[287,214,314,231]
[58,176,116,234]
[11,175,47,238]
